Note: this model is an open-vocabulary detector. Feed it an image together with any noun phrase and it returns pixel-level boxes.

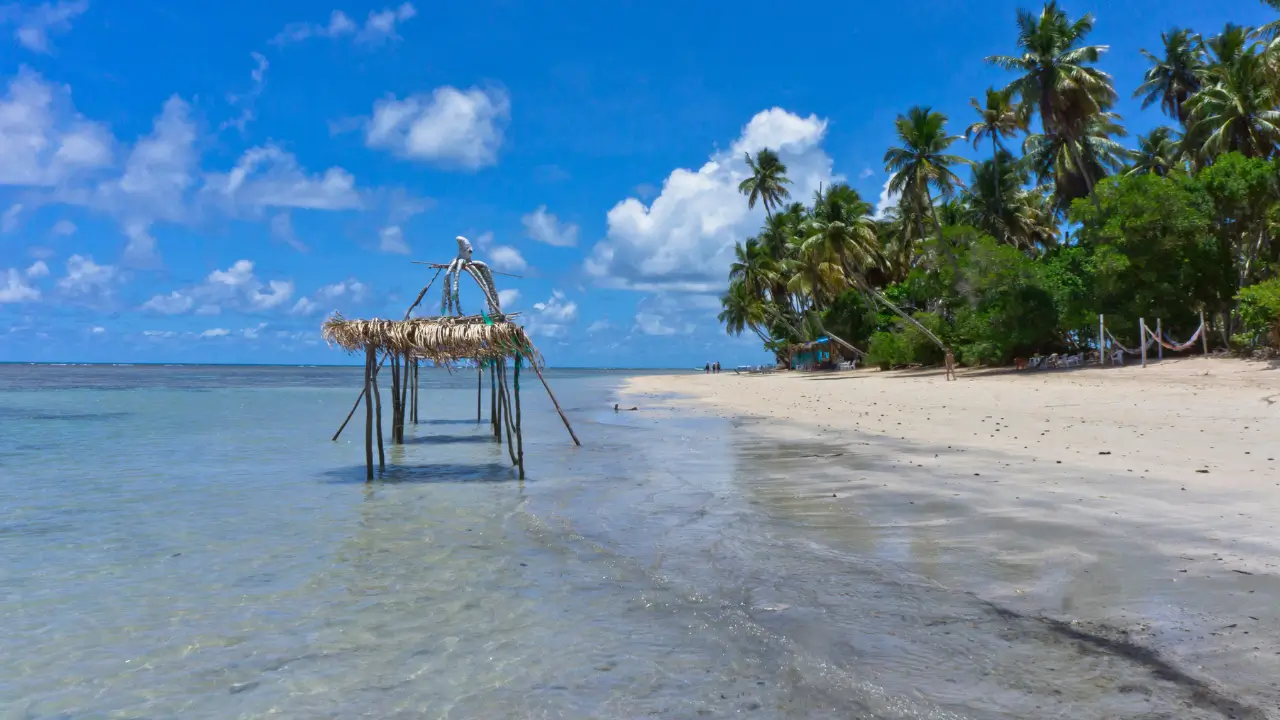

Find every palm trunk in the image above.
[993,138,1009,245]
[1065,138,1102,212]
[864,283,950,354]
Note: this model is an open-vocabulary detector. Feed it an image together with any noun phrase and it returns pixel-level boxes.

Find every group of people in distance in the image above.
[704,362,722,374]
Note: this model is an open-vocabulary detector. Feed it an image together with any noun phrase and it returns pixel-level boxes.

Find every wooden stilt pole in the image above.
[1201,310,1209,356]
[388,352,399,444]
[490,364,499,438]
[334,351,388,441]
[1140,318,1147,368]
[411,359,419,424]
[476,364,482,422]
[1156,318,1163,361]
[399,353,410,440]
[372,355,385,470]
[1099,314,1105,364]
[498,360,518,466]
[527,359,581,446]
[514,357,525,479]
[364,345,374,481]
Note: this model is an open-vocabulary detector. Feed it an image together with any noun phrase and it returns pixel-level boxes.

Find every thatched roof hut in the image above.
[321,312,542,367]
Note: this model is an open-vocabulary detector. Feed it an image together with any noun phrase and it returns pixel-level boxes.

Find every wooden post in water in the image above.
[334,351,388,441]
[390,352,402,444]
[527,359,581,446]
[372,354,385,469]
[498,360,518,466]
[1200,311,1209,356]
[490,364,499,438]
[399,353,410,439]
[476,364,482,422]
[364,344,374,481]
[514,357,525,479]
[411,358,419,424]
[1140,318,1147,368]
[1156,318,1163,361]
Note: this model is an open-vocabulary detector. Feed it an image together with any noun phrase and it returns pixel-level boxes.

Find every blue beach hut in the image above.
[789,336,832,371]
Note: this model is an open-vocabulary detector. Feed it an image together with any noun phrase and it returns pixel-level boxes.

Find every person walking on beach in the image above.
[705,362,710,374]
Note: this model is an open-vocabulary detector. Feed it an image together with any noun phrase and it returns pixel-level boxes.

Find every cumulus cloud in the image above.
[364,86,510,169]
[272,3,416,46]
[586,319,611,334]
[139,259,295,316]
[2,203,21,232]
[291,277,368,315]
[200,328,230,338]
[527,289,577,338]
[1,0,88,53]
[497,288,519,309]
[585,107,838,292]
[0,69,114,187]
[202,145,361,212]
[872,176,900,220]
[50,218,75,236]
[521,205,578,247]
[56,254,117,298]
[0,267,40,302]
[25,259,48,277]
[488,245,526,273]
[378,225,410,254]
[90,325,104,333]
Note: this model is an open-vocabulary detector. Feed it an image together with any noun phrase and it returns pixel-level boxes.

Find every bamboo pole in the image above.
[514,358,525,479]
[1140,318,1147,368]
[1201,310,1209,356]
[372,356,385,470]
[526,358,581,446]
[399,353,410,441]
[490,364,499,438]
[1156,318,1164,361]
[476,364,482,422]
[364,345,374,481]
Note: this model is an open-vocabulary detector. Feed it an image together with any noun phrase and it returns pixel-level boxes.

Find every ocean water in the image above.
[0,365,1259,719]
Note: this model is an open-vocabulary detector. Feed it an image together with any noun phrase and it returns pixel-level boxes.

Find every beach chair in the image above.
[1110,349,1125,366]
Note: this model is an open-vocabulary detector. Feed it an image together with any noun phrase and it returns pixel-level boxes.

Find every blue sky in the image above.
[0,0,1271,367]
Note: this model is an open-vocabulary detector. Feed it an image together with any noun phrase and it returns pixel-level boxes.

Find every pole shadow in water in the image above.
[320,462,518,485]
[402,434,495,445]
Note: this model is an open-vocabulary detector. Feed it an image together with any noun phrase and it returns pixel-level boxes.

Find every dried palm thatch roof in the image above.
[322,313,543,366]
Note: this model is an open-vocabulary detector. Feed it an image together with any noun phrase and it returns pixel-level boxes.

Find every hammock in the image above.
[1153,322,1204,352]
[1105,328,1155,356]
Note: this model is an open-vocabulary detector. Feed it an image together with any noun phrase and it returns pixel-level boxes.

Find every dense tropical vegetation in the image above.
[719,1,1280,368]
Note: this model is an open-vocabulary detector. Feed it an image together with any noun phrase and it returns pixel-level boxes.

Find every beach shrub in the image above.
[866,311,947,369]
[1235,278,1280,348]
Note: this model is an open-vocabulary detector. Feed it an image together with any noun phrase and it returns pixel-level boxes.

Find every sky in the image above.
[0,0,1272,367]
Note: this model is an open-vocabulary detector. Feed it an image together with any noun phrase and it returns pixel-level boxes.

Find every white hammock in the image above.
[1106,328,1155,356]
[1152,322,1204,352]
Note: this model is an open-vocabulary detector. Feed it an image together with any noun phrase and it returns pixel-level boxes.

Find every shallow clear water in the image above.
[0,366,1264,719]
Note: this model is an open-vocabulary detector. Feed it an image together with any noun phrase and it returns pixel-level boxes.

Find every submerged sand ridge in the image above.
[626,357,1280,717]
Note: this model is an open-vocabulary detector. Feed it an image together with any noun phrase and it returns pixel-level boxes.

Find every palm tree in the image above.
[884,106,969,247]
[801,184,883,279]
[1022,112,1129,213]
[1186,32,1280,159]
[987,1,1117,198]
[738,148,792,221]
[965,87,1024,222]
[718,280,770,344]
[961,150,1058,252]
[1134,29,1204,127]
[1126,127,1182,177]
[728,237,777,301]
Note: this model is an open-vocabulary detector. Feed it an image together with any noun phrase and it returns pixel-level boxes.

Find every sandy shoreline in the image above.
[625,357,1280,716]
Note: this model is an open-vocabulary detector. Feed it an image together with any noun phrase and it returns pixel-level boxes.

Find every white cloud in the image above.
[585,107,837,292]
[143,329,176,339]
[121,221,157,267]
[222,52,269,133]
[208,259,255,287]
[141,290,193,314]
[0,268,40,302]
[0,69,114,187]
[859,167,874,179]
[56,254,116,297]
[473,231,493,249]
[872,176,899,221]
[2,203,21,232]
[90,325,104,334]
[488,245,526,273]
[195,303,220,315]
[202,145,361,212]
[586,319,611,333]
[527,289,577,338]
[364,86,510,169]
[1,0,88,53]
[200,328,230,338]
[521,205,578,247]
[270,211,306,252]
[290,297,318,315]
[100,96,196,220]
[291,277,368,315]
[272,4,416,46]
[242,322,268,340]
[50,219,75,236]
[631,293,707,337]
[378,225,410,254]
[634,312,677,336]
[497,288,519,309]
[25,260,48,278]
[249,280,294,309]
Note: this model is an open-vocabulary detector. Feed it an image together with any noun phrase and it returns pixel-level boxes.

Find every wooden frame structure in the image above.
[322,242,579,481]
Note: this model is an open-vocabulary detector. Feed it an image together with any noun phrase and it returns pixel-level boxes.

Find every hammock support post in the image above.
[1156,319,1163,361]
[1098,314,1105,364]
[1201,311,1209,356]
[1140,318,1147,368]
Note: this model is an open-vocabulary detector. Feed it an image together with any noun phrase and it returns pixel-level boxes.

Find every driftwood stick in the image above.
[403,267,445,320]
[514,358,525,479]
[412,260,523,279]
[527,356,580,446]
[333,352,388,441]
[364,345,374,481]
[372,356,385,470]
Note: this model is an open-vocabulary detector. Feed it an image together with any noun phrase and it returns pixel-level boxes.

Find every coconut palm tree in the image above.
[965,87,1024,221]
[800,184,883,279]
[738,148,792,221]
[1126,127,1182,177]
[1186,33,1280,159]
[728,237,777,301]
[1022,112,1129,213]
[987,1,1117,198]
[884,106,969,245]
[961,151,1059,252]
[1134,29,1204,127]
[718,279,770,344]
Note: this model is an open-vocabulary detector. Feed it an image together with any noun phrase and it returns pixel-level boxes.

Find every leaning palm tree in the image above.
[987,1,1117,198]
[884,106,969,246]
[1134,29,1204,127]
[1186,35,1280,159]
[1022,111,1129,213]
[738,148,792,221]
[1126,127,1182,177]
[801,184,883,279]
[965,87,1025,222]
[718,279,771,344]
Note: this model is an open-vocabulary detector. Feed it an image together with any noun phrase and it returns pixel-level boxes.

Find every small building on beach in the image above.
[789,336,833,371]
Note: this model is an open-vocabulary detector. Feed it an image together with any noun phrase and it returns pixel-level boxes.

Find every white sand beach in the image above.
[626,357,1280,715]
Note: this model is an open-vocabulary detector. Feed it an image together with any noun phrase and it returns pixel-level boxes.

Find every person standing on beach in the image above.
[705,362,710,374]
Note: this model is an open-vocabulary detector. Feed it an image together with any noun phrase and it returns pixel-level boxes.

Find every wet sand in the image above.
[626,357,1280,717]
